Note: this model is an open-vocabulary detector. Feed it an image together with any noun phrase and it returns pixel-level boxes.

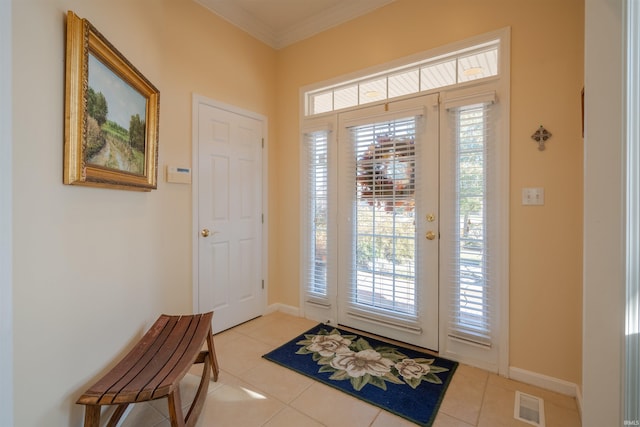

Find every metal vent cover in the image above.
[514,391,545,427]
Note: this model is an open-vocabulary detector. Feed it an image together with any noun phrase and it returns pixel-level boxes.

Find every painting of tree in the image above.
[85,53,147,175]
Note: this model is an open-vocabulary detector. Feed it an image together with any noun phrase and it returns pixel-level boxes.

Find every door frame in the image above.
[191,94,268,316]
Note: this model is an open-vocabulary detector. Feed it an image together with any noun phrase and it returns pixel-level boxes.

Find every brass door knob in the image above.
[426,231,436,240]
[201,229,210,237]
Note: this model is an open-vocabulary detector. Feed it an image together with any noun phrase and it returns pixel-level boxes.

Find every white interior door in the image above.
[337,94,440,349]
[195,100,264,333]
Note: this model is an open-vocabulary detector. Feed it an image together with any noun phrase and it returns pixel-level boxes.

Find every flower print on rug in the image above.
[295,328,450,392]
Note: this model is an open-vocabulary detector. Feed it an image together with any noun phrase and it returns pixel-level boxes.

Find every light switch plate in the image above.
[522,187,544,205]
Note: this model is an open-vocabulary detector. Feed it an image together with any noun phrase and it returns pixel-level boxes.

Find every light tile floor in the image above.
[120,312,582,427]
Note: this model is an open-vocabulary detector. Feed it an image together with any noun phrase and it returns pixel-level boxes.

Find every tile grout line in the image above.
[259,404,287,427]
[474,373,491,426]
[367,409,383,426]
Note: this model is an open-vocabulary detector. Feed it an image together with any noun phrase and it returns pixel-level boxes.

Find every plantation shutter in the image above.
[444,92,496,347]
[303,129,331,305]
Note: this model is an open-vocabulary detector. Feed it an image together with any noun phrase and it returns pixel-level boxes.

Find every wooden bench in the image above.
[77,312,219,427]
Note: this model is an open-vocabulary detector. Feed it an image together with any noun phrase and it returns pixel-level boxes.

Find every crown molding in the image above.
[194,0,395,49]
[274,0,394,49]
[194,0,278,47]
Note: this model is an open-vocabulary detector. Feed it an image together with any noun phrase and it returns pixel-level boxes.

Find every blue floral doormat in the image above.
[262,324,458,426]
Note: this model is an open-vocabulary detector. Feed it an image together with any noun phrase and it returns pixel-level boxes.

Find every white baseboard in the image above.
[509,366,582,420]
[265,303,300,317]
[508,366,579,397]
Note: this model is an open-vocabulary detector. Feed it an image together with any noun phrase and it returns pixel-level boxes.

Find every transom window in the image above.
[305,40,499,116]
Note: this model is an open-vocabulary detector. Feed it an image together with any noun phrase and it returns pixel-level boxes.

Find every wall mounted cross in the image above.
[531,125,552,151]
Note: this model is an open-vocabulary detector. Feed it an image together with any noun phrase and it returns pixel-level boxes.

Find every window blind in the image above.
[447,102,494,347]
[304,130,330,304]
[344,117,423,328]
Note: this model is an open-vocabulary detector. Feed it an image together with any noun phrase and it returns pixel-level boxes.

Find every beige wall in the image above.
[11,0,275,425]
[273,0,584,385]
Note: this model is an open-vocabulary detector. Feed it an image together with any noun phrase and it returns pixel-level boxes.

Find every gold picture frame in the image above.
[64,11,159,191]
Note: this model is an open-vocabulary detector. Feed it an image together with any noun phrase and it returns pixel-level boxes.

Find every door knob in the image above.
[426,231,436,240]
[201,229,210,237]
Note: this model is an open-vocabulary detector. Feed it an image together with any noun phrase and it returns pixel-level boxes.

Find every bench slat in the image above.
[152,313,213,399]
[97,315,180,404]
[120,315,199,403]
[77,315,174,405]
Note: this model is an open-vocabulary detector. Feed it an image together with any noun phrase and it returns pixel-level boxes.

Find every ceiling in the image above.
[194,0,396,49]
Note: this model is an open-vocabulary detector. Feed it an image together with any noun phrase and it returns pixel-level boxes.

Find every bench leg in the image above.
[169,316,218,427]
[106,404,130,427]
[184,355,212,427]
[82,405,101,427]
[167,388,187,427]
[206,329,219,381]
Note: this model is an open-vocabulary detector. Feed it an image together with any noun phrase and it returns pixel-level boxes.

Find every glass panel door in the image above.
[337,94,439,349]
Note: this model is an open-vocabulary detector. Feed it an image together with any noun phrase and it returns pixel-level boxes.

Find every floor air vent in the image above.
[514,391,545,427]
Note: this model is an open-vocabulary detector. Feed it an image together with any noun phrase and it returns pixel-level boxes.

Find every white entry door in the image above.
[194,99,264,333]
[337,94,440,349]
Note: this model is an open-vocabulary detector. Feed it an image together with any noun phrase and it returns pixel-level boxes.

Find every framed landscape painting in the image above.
[64,11,159,191]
